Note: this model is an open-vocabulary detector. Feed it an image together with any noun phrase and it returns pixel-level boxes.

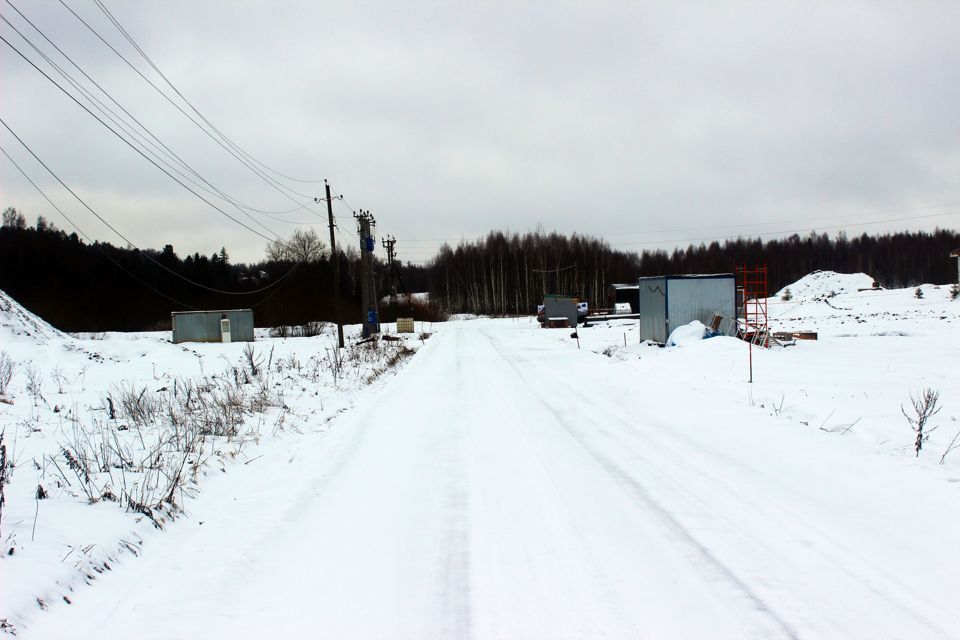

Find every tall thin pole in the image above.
[323,180,344,348]
[355,210,380,337]
[382,235,397,300]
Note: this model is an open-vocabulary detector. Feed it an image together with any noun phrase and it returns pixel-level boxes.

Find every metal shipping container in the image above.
[171,309,255,344]
[637,274,735,343]
[542,295,579,328]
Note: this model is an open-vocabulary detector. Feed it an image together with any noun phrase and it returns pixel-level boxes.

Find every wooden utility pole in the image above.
[354,210,380,337]
[320,181,345,348]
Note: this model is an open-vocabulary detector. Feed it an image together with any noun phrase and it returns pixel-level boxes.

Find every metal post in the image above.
[355,210,380,337]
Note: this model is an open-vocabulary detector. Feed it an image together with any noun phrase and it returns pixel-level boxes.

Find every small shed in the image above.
[542,295,579,328]
[171,309,254,344]
[637,274,735,343]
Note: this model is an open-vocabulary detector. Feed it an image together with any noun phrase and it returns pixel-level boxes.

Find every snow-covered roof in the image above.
[638,273,734,281]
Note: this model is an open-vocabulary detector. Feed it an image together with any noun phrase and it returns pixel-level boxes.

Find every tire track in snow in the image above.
[481,329,803,640]
[485,328,957,639]
[519,348,956,638]
[468,336,645,640]
[433,328,473,640]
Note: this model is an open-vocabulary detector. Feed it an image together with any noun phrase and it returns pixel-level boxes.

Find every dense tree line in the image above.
[0,209,372,332]
[398,231,640,316]
[406,228,960,315]
[2,205,958,329]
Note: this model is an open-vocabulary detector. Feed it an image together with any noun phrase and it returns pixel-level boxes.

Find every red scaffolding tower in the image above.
[736,265,769,383]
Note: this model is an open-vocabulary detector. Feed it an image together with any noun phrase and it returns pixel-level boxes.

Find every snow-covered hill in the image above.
[773,269,875,301]
[768,270,957,335]
[0,290,71,344]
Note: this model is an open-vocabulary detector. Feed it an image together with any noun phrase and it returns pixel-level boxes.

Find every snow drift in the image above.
[0,288,71,344]
[774,270,875,301]
[666,320,706,346]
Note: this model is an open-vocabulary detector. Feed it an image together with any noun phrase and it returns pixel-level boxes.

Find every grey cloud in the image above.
[1,0,958,264]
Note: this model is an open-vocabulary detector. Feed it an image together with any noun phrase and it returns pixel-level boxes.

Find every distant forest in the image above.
[1,207,958,331]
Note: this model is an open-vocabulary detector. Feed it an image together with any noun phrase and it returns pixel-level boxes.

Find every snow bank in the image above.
[666,320,706,346]
[0,309,427,633]
[0,288,71,344]
[774,270,875,301]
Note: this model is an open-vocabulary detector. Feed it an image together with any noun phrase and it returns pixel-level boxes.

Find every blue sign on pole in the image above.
[367,309,376,324]
[365,237,375,252]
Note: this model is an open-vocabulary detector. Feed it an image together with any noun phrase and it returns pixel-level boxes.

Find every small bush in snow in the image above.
[902,388,941,457]
[950,284,959,300]
[24,364,44,406]
[0,351,16,396]
[781,288,793,302]
[269,322,328,338]
[0,430,8,537]
[914,287,924,299]
[51,366,68,395]
[0,352,14,397]
[242,343,263,379]
[325,346,346,386]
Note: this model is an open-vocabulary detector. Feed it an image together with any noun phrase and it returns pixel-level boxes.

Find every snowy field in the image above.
[586,271,960,465]
[0,290,426,636]
[2,271,960,639]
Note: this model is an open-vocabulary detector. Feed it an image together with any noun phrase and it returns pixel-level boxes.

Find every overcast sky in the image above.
[2,0,959,264]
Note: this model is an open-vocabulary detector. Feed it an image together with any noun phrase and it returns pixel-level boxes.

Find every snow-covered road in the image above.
[25,320,960,639]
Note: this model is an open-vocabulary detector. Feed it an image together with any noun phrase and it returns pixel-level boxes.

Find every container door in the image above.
[220,318,232,343]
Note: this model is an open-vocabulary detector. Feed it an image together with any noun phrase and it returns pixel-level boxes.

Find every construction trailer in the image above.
[637,274,736,343]
[171,309,254,344]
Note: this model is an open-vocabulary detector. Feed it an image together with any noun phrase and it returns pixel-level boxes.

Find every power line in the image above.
[601,202,960,237]
[532,264,577,274]
[391,204,960,251]
[612,209,960,247]
[0,114,298,296]
[0,32,284,242]
[0,142,197,309]
[55,0,320,211]
[249,263,301,309]
[92,0,326,186]
[0,8,318,233]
